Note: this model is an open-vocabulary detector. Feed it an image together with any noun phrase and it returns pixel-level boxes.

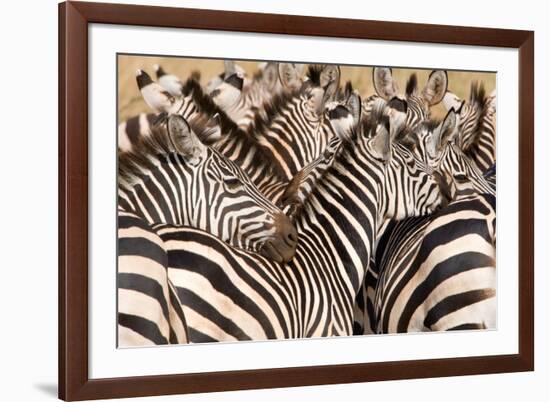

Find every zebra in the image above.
[205,60,251,95]
[368,67,448,130]
[208,61,285,129]
[138,65,342,205]
[118,208,189,346]
[371,185,496,333]
[280,88,362,214]
[118,70,204,153]
[118,113,297,263]
[279,100,495,335]
[354,108,496,334]
[203,63,341,180]
[134,100,448,343]
[443,82,497,172]
[247,63,341,181]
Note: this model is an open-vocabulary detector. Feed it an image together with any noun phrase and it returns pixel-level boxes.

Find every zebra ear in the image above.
[346,91,362,127]
[223,60,237,79]
[278,63,303,91]
[369,124,391,162]
[373,67,398,100]
[262,62,279,90]
[386,97,408,140]
[320,64,341,101]
[166,115,206,164]
[435,108,459,152]
[422,70,448,106]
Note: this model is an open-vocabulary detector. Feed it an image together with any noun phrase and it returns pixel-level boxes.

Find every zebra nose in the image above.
[260,213,298,264]
[277,213,298,248]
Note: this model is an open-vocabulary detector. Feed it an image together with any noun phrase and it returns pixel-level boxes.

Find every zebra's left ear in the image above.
[278,63,303,91]
[166,115,206,164]
[369,124,391,162]
[320,65,341,101]
[422,70,448,106]
[435,108,459,152]
[223,60,237,79]
[373,67,398,100]
[346,90,362,127]
[386,97,408,140]
[262,62,280,90]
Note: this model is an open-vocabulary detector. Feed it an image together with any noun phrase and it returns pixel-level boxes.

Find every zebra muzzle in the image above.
[260,213,298,263]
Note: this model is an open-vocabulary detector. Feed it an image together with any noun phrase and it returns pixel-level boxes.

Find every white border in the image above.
[89,23,518,379]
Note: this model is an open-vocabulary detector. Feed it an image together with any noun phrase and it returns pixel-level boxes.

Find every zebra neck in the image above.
[294,146,382,293]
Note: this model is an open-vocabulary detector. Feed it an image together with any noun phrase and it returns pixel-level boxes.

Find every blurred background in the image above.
[118,54,496,123]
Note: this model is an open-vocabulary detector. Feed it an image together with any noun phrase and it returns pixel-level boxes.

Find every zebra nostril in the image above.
[275,212,298,246]
[260,214,298,263]
[286,229,297,246]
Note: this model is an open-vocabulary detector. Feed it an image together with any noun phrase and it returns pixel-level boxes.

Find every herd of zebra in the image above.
[117,60,497,346]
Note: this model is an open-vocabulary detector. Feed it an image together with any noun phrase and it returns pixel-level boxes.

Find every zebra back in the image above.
[118,209,188,346]
[373,191,496,333]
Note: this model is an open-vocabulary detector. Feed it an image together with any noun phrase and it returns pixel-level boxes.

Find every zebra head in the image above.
[118,114,298,263]
[422,108,495,198]
[372,67,448,129]
[282,97,447,222]
[343,97,447,220]
[278,63,341,114]
[297,64,341,115]
[442,81,496,152]
[373,125,447,220]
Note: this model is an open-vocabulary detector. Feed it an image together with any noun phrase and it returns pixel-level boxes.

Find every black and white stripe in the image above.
[118,114,297,263]
[353,109,496,334]
[443,82,497,172]
[371,189,496,333]
[138,107,446,342]
[118,209,188,346]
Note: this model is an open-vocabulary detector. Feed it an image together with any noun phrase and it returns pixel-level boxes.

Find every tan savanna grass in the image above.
[118,54,496,123]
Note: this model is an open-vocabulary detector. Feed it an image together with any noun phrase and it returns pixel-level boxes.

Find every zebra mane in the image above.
[305,64,326,87]
[189,70,201,82]
[283,138,345,220]
[252,66,267,81]
[118,124,174,191]
[248,64,325,138]
[247,89,301,134]
[334,81,354,102]
[180,76,289,181]
[463,81,490,153]
[180,77,242,138]
[405,73,418,97]
[469,81,486,109]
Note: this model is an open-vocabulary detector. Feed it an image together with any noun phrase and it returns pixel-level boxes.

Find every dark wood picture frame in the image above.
[59,1,534,400]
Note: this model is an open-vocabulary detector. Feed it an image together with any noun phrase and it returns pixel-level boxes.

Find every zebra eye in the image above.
[406,156,416,170]
[223,177,241,190]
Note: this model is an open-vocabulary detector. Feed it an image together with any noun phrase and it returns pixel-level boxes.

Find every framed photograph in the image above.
[59,1,534,400]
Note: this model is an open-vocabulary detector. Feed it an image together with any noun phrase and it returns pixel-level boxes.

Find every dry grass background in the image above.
[118,54,496,123]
